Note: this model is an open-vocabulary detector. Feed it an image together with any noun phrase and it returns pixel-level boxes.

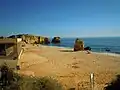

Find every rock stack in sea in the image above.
[74,38,84,51]
[51,37,61,44]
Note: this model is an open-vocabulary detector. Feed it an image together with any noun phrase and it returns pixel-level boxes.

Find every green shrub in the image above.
[104,75,120,90]
[0,64,63,90]
[18,76,63,90]
[32,77,63,90]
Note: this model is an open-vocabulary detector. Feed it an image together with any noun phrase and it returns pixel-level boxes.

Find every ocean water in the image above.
[49,37,120,54]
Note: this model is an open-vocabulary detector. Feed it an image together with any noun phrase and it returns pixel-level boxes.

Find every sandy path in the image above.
[18,44,120,89]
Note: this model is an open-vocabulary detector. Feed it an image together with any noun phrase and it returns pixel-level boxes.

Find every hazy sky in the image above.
[0,0,120,37]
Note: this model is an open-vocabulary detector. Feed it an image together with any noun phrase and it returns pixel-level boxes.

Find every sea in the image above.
[49,37,120,54]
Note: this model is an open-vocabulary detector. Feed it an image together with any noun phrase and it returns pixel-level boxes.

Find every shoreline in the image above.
[93,52,120,57]
[40,44,120,57]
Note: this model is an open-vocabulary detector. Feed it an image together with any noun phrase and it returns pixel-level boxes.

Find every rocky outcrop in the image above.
[51,37,60,44]
[74,38,84,51]
[44,37,50,44]
[84,46,91,51]
[21,34,38,44]
[8,34,50,45]
[37,37,50,44]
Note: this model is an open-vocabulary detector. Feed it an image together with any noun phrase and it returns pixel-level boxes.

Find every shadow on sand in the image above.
[60,50,74,52]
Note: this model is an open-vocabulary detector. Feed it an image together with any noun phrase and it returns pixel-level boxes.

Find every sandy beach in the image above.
[18,44,120,89]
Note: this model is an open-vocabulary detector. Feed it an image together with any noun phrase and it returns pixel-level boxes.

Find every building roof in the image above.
[0,38,22,44]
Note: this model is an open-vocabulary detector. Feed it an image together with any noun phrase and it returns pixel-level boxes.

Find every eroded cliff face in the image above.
[8,34,50,44]
[21,35,39,44]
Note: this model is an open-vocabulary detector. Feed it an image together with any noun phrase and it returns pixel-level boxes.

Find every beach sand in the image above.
[18,44,120,90]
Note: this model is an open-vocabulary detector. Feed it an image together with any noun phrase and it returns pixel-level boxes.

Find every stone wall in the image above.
[0,38,22,60]
[0,44,6,56]
[5,44,14,56]
[17,42,22,58]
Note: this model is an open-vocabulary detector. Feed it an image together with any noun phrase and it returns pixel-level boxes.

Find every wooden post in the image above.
[77,83,80,90]
[90,73,94,90]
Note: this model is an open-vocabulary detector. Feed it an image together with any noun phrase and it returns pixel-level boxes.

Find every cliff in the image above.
[8,34,49,44]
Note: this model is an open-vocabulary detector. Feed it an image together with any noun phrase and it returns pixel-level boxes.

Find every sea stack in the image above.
[74,38,84,51]
[51,37,61,44]
[44,37,50,44]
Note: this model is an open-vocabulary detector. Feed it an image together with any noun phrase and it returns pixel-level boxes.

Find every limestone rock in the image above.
[84,46,91,51]
[7,34,50,45]
[44,37,50,44]
[74,38,84,51]
[52,37,61,43]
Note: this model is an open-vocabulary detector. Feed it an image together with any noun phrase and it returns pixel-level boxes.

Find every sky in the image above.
[0,0,120,37]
